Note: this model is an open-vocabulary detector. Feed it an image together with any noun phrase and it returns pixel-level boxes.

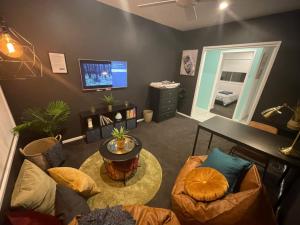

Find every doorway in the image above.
[191,41,281,124]
[210,51,254,119]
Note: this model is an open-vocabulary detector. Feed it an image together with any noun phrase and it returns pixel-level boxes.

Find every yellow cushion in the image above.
[184,167,228,202]
[11,160,56,214]
[48,167,100,197]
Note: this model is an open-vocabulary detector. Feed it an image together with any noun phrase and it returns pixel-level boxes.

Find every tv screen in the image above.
[79,60,127,91]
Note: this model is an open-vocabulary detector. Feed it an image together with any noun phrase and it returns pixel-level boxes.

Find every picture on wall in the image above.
[180,49,198,76]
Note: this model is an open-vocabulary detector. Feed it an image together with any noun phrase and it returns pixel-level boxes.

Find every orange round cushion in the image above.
[184,167,229,202]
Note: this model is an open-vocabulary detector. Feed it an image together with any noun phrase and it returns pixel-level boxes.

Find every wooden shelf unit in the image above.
[79,104,137,143]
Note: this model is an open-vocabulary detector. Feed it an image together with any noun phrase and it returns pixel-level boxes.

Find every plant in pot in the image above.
[112,126,128,150]
[13,100,71,138]
[102,94,115,112]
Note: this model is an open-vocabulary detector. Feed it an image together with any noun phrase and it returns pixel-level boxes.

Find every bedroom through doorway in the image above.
[191,41,281,124]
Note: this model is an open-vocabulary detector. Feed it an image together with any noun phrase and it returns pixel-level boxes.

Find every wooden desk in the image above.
[192,116,300,167]
[192,116,300,220]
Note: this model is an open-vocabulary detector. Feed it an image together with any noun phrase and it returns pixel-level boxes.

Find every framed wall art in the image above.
[180,49,198,76]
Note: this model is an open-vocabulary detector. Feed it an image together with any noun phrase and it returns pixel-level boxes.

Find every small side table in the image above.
[99,136,142,185]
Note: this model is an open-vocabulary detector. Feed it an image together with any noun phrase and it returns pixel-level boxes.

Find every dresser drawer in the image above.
[157,111,176,122]
[160,97,177,106]
[160,89,178,99]
[159,104,177,113]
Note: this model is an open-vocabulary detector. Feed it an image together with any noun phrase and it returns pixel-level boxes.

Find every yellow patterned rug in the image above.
[79,149,162,210]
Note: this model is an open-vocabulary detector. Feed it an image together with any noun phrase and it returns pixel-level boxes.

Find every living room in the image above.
[0,0,300,225]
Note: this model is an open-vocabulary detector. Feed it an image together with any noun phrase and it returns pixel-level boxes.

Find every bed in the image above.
[215,90,239,106]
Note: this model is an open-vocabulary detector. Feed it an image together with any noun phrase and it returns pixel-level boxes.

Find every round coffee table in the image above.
[99,135,142,185]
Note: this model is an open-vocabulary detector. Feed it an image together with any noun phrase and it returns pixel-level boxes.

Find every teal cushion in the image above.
[201,148,252,192]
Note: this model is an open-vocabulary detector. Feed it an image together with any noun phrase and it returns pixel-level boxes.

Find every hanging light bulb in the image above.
[0,19,23,59]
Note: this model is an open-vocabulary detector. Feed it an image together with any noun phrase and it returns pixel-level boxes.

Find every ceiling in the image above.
[96,0,300,31]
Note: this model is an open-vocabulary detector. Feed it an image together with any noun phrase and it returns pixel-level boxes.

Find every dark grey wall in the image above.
[177,10,300,124]
[0,0,183,139]
[1,1,300,224]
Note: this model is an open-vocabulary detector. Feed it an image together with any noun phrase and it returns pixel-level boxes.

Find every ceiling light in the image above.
[0,19,23,58]
[219,1,229,10]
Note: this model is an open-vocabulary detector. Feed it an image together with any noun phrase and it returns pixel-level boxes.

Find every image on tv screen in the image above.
[80,60,127,90]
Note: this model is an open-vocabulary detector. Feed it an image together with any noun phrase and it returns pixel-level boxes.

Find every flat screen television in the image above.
[79,60,128,91]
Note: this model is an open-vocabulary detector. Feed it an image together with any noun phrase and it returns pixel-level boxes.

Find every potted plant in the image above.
[13,100,71,137]
[111,126,128,150]
[102,94,115,112]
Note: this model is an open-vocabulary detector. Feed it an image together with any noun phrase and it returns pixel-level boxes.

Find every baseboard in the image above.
[62,135,85,144]
[176,111,192,119]
[62,118,144,144]
[137,118,144,123]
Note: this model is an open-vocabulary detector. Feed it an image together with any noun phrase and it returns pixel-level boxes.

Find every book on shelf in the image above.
[99,115,113,126]
[126,108,136,119]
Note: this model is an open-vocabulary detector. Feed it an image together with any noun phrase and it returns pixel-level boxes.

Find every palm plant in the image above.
[102,94,115,106]
[13,100,70,137]
[111,126,128,140]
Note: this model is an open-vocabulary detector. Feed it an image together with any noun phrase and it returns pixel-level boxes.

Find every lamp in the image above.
[262,102,300,159]
[0,18,23,58]
[0,17,43,80]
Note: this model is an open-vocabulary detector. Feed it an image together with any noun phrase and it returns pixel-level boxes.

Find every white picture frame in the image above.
[180,49,198,76]
[49,52,68,74]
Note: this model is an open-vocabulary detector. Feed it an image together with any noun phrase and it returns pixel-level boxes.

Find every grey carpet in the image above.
[62,115,282,209]
[210,102,237,119]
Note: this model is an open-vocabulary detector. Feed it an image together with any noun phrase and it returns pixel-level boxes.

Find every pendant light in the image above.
[0,18,23,58]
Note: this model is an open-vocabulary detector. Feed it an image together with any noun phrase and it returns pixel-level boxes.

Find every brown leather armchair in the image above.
[171,156,276,225]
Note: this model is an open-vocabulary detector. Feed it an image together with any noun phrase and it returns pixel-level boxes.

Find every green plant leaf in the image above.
[13,100,70,137]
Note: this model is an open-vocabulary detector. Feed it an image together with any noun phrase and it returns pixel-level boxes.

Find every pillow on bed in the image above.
[219,90,233,95]
[11,160,56,215]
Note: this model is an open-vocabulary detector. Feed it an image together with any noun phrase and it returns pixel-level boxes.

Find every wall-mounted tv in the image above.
[79,60,127,91]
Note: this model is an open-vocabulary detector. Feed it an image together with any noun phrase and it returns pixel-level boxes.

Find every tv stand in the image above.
[79,104,137,143]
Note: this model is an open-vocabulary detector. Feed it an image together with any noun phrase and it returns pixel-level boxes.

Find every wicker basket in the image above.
[20,135,62,170]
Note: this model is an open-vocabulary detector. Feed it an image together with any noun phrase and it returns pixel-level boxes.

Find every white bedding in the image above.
[215,90,239,106]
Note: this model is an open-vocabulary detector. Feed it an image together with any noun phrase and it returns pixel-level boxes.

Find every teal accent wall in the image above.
[233,48,264,120]
[196,50,221,109]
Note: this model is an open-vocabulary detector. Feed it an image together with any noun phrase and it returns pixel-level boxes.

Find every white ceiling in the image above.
[96,0,300,31]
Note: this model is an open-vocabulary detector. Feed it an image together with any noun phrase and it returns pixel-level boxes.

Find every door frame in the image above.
[191,41,281,123]
[208,49,257,113]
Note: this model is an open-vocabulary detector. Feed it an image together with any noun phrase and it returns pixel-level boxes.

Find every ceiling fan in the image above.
[137,0,212,21]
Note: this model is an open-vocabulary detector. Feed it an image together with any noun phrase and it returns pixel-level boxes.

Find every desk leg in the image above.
[275,166,299,223]
[192,125,200,156]
[207,133,214,153]
[262,160,270,182]
[275,165,290,213]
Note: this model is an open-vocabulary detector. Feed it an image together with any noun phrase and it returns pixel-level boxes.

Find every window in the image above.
[220,71,246,83]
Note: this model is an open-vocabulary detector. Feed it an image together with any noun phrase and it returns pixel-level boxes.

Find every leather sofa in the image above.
[171,156,277,225]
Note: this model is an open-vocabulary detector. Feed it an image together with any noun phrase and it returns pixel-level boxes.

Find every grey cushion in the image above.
[43,142,65,168]
[55,185,90,225]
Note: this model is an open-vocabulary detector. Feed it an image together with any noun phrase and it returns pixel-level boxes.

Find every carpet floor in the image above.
[80,149,162,209]
[62,115,282,209]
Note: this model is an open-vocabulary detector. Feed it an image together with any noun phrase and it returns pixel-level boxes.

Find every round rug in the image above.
[79,149,162,209]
